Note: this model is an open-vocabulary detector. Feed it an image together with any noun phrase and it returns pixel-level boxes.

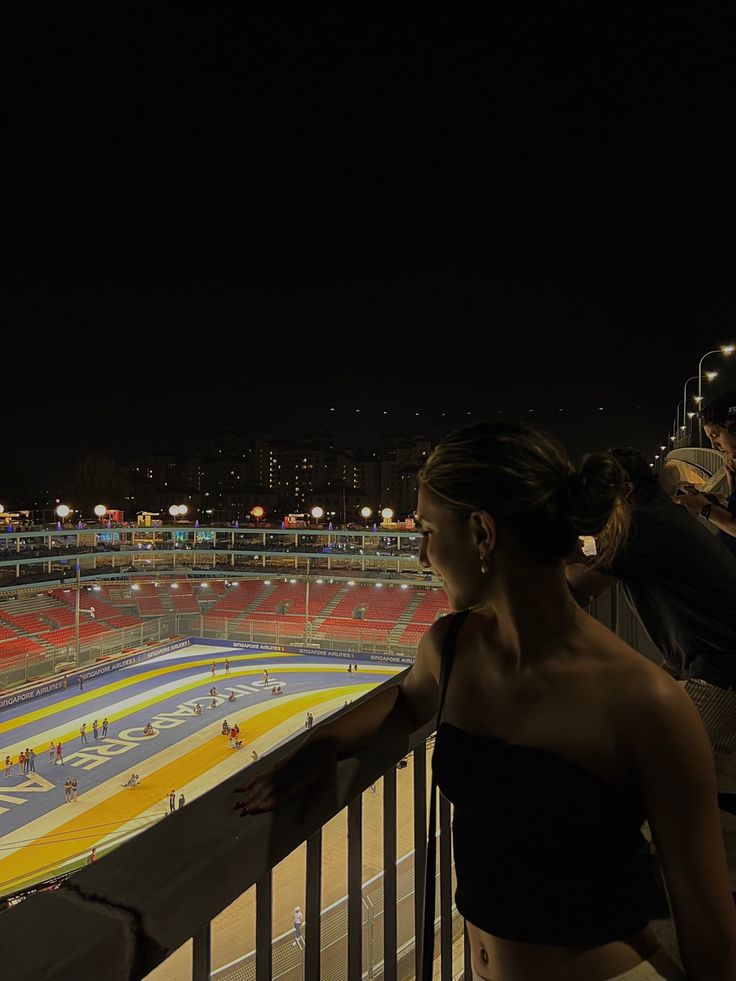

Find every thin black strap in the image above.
[420,610,470,981]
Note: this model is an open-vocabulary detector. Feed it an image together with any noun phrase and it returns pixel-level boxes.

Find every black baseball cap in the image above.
[699,390,736,426]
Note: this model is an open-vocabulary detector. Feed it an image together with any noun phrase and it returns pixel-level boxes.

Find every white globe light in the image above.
[57,505,71,519]
[94,504,107,518]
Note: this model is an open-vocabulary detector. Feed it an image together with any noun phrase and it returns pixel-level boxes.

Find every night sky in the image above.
[6,13,736,499]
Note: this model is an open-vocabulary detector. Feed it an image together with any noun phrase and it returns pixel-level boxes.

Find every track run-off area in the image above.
[0,642,404,895]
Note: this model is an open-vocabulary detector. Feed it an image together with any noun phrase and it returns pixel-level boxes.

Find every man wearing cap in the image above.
[674,390,736,553]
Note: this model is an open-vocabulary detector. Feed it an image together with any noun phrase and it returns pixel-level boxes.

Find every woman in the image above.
[234,422,736,980]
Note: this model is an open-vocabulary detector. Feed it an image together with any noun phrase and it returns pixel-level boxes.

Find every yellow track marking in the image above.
[0,684,373,892]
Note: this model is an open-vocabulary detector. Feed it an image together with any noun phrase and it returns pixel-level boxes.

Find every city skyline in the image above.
[7,15,736,511]
[4,335,735,502]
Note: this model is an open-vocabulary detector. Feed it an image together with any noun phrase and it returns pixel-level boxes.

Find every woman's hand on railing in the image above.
[233,739,338,817]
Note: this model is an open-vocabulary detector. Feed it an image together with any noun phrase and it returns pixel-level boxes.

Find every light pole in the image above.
[360,506,372,530]
[304,555,311,639]
[169,504,187,553]
[697,344,734,445]
[74,560,80,665]
[681,376,699,446]
[310,506,324,528]
[692,371,719,447]
[673,401,687,447]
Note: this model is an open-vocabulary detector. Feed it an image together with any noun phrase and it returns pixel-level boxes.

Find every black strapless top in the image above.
[433,721,650,945]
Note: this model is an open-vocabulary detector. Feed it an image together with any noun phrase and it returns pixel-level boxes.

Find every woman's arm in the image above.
[232,620,446,814]
[306,620,445,752]
[630,677,736,980]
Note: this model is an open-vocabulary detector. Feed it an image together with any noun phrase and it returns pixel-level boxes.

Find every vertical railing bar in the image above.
[439,792,453,980]
[347,795,363,980]
[306,828,323,980]
[192,922,211,981]
[413,742,428,981]
[255,869,272,981]
[383,768,398,981]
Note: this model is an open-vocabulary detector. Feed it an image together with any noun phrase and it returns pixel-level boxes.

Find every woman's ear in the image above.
[470,510,496,556]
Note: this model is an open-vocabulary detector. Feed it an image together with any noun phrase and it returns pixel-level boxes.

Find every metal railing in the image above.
[0,615,179,690]
[176,615,419,657]
[0,586,664,981]
[1,670,459,981]
[666,447,726,483]
[210,845,462,981]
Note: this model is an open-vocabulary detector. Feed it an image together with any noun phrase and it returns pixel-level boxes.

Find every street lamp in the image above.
[380,507,394,527]
[310,506,324,528]
[691,371,718,447]
[697,344,734,445]
[681,376,699,445]
[673,400,687,446]
[360,506,372,529]
[94,504,107,522]
[56,504,71,527]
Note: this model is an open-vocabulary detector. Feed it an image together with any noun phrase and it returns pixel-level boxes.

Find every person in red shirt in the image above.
[55,741,64,765]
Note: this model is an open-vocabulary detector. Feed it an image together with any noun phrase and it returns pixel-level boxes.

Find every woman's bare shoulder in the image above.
[417,612,459,669]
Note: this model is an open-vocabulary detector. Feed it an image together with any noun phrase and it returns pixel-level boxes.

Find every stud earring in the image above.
[480,557,488,574]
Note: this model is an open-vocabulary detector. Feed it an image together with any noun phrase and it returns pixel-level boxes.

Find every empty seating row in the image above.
[0,638,46,660]
[0,611,51,634]
[137,597,166,616]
